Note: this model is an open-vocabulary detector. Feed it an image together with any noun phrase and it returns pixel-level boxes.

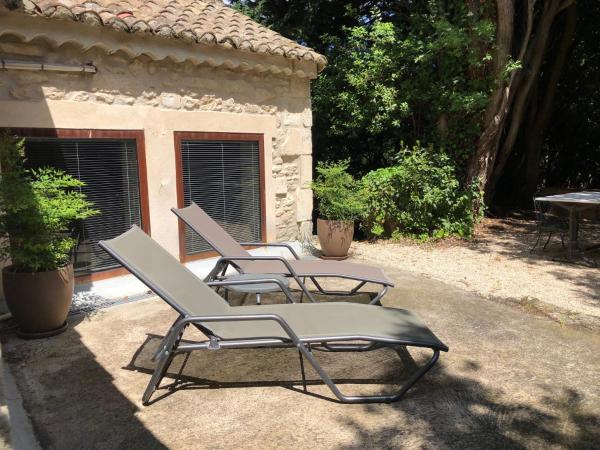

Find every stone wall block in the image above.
[281,127,312,156]
[299,155,312,188]
[302,108,313,128]
[296,188,314,221]
[274,178,287,195]
[290,77,310,98]
[161,93,182,110]
[282,110,303,128]
[298,221,314,242]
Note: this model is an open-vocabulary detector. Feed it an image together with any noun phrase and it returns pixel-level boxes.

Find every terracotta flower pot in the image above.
[3,263,74,338]
[317,219,354,259]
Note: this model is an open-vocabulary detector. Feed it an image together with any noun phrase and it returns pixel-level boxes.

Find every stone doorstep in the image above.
[0,339,41,450]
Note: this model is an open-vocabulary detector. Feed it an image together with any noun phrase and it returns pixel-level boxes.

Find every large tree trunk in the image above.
[466,0,576,207]
[520,3,577,200]
[487,1,565,199]
[466,0,524,197]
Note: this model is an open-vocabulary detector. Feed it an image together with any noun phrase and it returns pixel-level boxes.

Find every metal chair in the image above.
[531,195,569,252]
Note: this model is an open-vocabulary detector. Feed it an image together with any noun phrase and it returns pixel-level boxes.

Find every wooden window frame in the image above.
[4,128,151,283]
[174,131,267,263]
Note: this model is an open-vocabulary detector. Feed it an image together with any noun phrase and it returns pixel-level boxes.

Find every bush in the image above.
[0,133,98,272]
[360,143,482,240]
[312,159,363,221]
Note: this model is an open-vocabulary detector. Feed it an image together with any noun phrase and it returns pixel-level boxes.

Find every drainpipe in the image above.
[0,59,96,74]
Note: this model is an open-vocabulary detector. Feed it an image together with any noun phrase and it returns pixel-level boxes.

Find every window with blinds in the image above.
[180,138,263,256]
[23,137,143,275]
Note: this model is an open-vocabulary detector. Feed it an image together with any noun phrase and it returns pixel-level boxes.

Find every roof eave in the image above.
[0,10,323,79]
[1,3,327,76]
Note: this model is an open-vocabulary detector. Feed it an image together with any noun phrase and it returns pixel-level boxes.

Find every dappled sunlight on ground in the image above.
[2,281,599,448]
[350,216,600,322]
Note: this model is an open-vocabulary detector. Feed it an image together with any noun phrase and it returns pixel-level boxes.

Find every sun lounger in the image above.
[99,226,448,404]
[172,203,394,304]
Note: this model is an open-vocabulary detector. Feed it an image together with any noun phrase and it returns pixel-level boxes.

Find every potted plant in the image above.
[312,160,363,259]
[0,133,98,338]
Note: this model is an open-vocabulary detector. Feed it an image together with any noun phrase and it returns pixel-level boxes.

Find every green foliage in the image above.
[229,0,396,54]
[312,160,363,221]
[233,1,496,214]
[360,143,482,240]
[313,6,496,175]
[502,58,523,80]
[0,133,99,272]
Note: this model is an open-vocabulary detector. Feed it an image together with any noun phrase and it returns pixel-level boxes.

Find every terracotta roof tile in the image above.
[3,0,326,70]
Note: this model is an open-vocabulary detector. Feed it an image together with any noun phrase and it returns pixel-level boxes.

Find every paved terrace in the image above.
[2,267,599,449]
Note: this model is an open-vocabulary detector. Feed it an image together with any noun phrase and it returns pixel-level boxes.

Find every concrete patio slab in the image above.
[2,268,600,449]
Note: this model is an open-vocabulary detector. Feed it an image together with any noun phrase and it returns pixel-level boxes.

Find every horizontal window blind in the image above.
[24,138,143,275]
[181,139,262,255]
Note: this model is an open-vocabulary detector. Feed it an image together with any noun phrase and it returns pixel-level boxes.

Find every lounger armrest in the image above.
[239,242,301,260]
[207,279,296,303]
[216,255,298,277]
[164,313,302,352]
[215,256,318,303]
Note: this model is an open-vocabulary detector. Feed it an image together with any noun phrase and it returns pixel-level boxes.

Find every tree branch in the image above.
[558,0,575,13]
[488,0,562,197]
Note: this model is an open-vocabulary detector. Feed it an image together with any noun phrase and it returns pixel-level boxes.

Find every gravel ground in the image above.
[349,216,600,322]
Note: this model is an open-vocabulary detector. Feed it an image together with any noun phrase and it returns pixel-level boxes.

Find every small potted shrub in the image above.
[0,133,98,338]
[312,160,362,259]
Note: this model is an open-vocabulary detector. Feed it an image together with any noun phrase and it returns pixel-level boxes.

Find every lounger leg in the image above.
[143,325,187,405]
[297,343,440,404]
[204,261,228,283]
[286,275,317,303]
[298,350,307,392]
[299,277,307,303]
[369,286,389,305]
[152,315,183,362]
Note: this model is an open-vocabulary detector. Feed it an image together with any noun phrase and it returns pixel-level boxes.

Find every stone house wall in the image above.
[0,35,315,258]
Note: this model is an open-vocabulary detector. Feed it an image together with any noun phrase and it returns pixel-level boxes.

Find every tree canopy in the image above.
[231,0,596,211]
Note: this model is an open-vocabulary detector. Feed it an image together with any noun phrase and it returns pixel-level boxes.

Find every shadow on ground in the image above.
[470,214,600,265]
[2,279,600,448]
[442,215,600,312]
[1,315,168,449]
[124,331,600,448]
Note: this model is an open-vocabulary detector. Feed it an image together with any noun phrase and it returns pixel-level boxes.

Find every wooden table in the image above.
[535,191,600,260]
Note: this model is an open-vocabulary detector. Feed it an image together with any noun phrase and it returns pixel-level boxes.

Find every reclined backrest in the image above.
[172,203,252,271]
[99,226,230,317]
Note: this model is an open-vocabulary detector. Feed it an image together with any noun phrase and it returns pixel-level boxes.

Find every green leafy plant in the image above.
[360,143,483,240]
[312,10,496,175]
[0,133,98,272]
[312,159,363,221]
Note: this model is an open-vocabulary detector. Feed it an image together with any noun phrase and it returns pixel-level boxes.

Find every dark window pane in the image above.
[180,139,262,254]
[24,138,142,275]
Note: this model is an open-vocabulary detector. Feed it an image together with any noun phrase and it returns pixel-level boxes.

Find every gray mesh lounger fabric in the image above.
[210,302,446,349]
[172,203,394,303]
[100,226,448,404]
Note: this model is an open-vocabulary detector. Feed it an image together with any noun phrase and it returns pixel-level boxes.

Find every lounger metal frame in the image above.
[174,206,390,304]
[204,256,390,305]
[145,307,441,405]
[100,241,441,405]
